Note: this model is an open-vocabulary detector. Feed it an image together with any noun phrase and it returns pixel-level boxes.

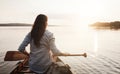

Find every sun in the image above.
[77,0,104,18]
[72,0,104,28]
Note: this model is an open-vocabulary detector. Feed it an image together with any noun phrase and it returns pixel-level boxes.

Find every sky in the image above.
[0,0,120,26]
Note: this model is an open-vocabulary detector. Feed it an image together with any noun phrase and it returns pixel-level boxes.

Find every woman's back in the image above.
[29,30,54,73]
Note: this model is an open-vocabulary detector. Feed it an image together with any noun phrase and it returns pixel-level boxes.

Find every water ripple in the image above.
[59,54,120,74]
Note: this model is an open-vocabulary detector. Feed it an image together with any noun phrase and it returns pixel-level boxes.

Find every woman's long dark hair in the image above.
[31,14,48,47]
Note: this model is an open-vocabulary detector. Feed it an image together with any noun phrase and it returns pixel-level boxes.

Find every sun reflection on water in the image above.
[94,31,98,56]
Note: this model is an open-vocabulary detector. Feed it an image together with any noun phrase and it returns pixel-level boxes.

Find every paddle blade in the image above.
[4,51,27,61]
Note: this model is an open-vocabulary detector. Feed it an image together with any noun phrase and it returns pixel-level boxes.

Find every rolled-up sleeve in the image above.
[18,32,31,52]
[49,34,61,55]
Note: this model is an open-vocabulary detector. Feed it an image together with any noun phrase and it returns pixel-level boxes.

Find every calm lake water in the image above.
[0,26,120,74]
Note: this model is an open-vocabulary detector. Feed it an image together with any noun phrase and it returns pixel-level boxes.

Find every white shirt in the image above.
[18,30,61,74]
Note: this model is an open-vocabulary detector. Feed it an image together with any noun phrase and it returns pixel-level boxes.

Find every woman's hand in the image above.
[23,50,29,57]
[53,52,70,56]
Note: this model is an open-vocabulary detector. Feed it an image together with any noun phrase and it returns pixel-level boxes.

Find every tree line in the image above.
[90,21,120,30]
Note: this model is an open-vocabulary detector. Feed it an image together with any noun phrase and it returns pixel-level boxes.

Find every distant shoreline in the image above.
[0,23,32,26]
[0,23,69,27]
[90,21,120,30]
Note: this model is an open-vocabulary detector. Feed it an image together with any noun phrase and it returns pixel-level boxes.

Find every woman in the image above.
[18,14,68,74]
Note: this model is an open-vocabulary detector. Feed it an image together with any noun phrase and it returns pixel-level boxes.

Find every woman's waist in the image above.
[29,57,53,66]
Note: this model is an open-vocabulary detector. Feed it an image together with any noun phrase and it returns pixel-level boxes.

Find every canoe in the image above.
[4,51,73,74]
[10,57,73,74]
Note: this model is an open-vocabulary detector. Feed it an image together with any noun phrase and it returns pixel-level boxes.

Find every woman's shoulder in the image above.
[45,30,53,35]
[44,30,54,38]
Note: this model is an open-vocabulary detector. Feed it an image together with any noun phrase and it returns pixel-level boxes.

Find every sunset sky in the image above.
[0,0,120,26]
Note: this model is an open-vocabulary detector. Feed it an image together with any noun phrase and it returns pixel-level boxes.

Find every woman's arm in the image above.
[49,34,70,56]
[18,32,31,52]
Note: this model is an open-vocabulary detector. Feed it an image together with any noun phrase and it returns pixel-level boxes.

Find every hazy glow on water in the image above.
[1,27,120,74]
[94,31,98,55]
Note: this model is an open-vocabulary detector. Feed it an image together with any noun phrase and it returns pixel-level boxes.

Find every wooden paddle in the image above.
[58,53,87,57]
[4,51,27,61]
[4,51,87,61]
